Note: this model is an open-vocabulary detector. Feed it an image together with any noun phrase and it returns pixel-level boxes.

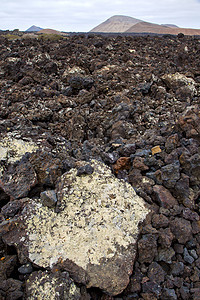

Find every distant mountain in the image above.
[90,15,200,35]
[126,21,200,35]
[37,28,68,35]
[26,25,43,32]
[90,15,142,33]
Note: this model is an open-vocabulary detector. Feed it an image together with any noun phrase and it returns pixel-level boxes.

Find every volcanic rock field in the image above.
[0,33,200,299]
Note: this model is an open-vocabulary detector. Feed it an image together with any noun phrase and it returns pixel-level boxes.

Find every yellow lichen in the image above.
[0,137,38,164]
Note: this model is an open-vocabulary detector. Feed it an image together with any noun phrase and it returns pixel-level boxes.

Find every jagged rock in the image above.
[160,161,180,189]
[169,217,192,244]
[138,234,158,264]
[152,214,169,228]
[0,278,23,300]
[183,248,195,264]
[153,185,178,208]
[171,262,184,276]
[30,150,63,186]
[0,255,17,280]
[156,247,175,264]
[148,262,165,283]
[40,190,57,208]
[25,271,81,299]
[158,228,174,248]
[1,198,29,218]
[178,105,200,139]
[2,160,149,296]
[162,73,197,98]
[161,288,177,300]
[0,157,37,200]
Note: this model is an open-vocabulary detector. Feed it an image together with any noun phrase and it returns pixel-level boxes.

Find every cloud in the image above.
[0,0,199,31]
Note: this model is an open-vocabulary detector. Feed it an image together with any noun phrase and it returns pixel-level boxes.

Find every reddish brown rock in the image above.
[132,157,149,171]
[152,214,169,228]
[169,217,193,244]
[138,234,158,264]
[158,228,174,248]
[30,150,63,186]
[113,157,131,174]
[153,185,178,208]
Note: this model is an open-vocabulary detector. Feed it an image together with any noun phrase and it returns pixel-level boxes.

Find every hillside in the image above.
[126,21,200,35]
[90,15,142,33]
[90,15,200,35]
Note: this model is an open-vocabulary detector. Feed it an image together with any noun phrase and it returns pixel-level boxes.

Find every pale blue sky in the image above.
[0,0,200,31]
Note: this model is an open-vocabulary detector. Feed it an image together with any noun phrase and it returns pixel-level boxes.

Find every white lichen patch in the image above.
[162,73,197,96]
[23,160,149,272]
[26,271,80,300]
[0,137,38,164]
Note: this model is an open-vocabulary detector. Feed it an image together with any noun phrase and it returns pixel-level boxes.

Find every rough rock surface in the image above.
[0,33,200,299]
[26,270,81,299]
[4,160,149,295]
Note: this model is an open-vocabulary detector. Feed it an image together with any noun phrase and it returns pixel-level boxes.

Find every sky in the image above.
[0,0,200,32]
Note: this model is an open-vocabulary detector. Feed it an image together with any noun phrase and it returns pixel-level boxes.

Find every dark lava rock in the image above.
[152,213,169,228]
[183,248,195,264]
[77,164,94,176]
[0,278,23,300]
[171,262,184,276]
[148,262,165,283]
[158,228,174,248]
[142,281,162,298]
[0,157,37,200]
[1,198,28,218]
[30,150,63,186]
[160,161,180,189]
[156,247,175,264]
[153,185,178,208]
[138,234,158,264]
[0,255,17,280]
[161,288,177,300]
[18,262,33,275]
[169,217,192,244]
[40,190,57,208]
[0,34,200,300]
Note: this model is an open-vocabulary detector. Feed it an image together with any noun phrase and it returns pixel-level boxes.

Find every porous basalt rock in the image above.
[25,270,81,300]
[4,160,149,296]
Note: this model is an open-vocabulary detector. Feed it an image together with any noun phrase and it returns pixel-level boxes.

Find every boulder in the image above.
[2,160,149,296]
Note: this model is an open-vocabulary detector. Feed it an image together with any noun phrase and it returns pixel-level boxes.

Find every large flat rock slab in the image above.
[3,160,149,295]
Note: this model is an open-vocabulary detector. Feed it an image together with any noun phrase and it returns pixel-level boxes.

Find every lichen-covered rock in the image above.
[25,271,81,300]
[0,137,38,199]
[162,73,197,98]
[4,160,149,296]
[0,136,38,176]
